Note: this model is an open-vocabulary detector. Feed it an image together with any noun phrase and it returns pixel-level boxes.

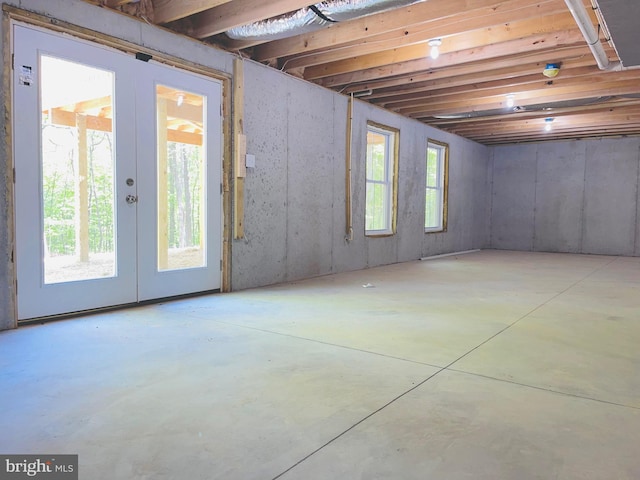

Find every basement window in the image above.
[425,140,449,233]
[365,123,399,236]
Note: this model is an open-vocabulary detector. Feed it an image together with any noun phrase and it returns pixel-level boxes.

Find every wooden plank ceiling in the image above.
[89,0,640,145]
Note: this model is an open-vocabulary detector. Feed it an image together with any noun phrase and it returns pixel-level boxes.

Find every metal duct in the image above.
[432,97,614,120]
[563,0,621,70]
[593,0,640,67]
[226,0,424,42]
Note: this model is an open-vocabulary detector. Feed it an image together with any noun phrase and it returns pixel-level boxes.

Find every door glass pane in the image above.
[156,85,206,271]
[41,55,116,284]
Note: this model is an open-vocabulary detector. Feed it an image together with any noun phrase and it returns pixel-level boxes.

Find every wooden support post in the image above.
[345,94,353,241]
[157,96,169,270]
[221,77,233,293]
[233,57,245,239]
[76,114,89,262]
[198,134,206,259]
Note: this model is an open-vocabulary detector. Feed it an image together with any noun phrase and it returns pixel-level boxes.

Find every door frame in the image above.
[3,6,233,326]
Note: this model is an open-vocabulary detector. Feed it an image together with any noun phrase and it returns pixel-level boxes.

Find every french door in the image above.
[13,24,223,320]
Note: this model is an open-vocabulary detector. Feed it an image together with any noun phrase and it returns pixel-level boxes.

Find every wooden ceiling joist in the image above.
[280,1,572,71]
[254,0,560,62]
[152,0,233,25]
[89,0,640,144]
[340,45,594,94]
[170,0,317,39]
[382,69,640,111]
[403,81,640,118]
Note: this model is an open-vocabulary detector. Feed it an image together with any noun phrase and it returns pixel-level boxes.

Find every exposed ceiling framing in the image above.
[86,0,640,145]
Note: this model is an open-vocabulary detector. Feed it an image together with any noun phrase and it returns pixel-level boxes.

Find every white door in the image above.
[13,24,222,320]
[135,61,222,301]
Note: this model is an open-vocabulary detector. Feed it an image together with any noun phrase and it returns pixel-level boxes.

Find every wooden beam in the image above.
[165,101,204,125]
[157,97,169,270]
[316,37,588,88]
[345,94,353,239]
[177,0,314,39]
[76,114,89,263]
[48,108,202,145]
[475,128,640,142]
[381,68,640,110]
[167,130,203,146]
[50,109,112,132]
[254,0,559,61]
[56,95,112,113]
[340,45,593,93]
[473,126,640,144]
[404,80,640,117]
[233,58,245,239]
[221,75,233,293]
[282,3,572,70]
[428,101,640,128]
[152,0,232,24]
[448,111,640,135]
[104,0,135,7]
[304,27,585,80]
[371,62,598,104]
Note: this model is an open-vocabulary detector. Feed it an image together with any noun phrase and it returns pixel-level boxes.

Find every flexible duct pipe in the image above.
[563,0,620,70]
[227,0,423,42]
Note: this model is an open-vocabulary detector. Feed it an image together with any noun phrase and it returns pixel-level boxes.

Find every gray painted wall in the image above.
[489,137,640,256]
[0,0,490,330]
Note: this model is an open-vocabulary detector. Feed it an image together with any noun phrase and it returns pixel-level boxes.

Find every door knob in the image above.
[125,194,138,204]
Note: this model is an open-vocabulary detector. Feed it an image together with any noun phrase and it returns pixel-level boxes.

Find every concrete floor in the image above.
[1,250,639,479]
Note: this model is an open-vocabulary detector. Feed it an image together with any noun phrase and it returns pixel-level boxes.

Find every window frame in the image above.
[365,122,399,237]
[425,139,449,233]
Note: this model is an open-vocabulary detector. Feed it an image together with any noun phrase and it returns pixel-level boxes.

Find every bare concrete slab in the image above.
[1,251,639,479]
[278,370,640,480]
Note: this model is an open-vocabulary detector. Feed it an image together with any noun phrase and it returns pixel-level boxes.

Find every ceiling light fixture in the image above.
[543,63,560,78]
[428,39,442,60]
[177,93,185,107]
[544,117,554,132]
[506,94,515,108]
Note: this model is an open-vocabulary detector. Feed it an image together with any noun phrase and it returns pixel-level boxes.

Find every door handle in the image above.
[125,194,138,204]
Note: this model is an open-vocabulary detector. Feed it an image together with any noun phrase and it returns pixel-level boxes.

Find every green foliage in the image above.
[42,119,205,260]
[165,142,203,249]
[42,124,115,257]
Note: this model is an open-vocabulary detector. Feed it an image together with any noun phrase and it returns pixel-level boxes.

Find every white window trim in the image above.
[365,123,398,236]
[425,140,448,233]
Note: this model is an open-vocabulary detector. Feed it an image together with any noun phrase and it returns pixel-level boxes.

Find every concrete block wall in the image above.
[489,137,640,256]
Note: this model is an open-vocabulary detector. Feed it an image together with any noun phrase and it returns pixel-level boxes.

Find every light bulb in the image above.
[177,93,185,107]
[428,39,442,60]
[506,94,515,108]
